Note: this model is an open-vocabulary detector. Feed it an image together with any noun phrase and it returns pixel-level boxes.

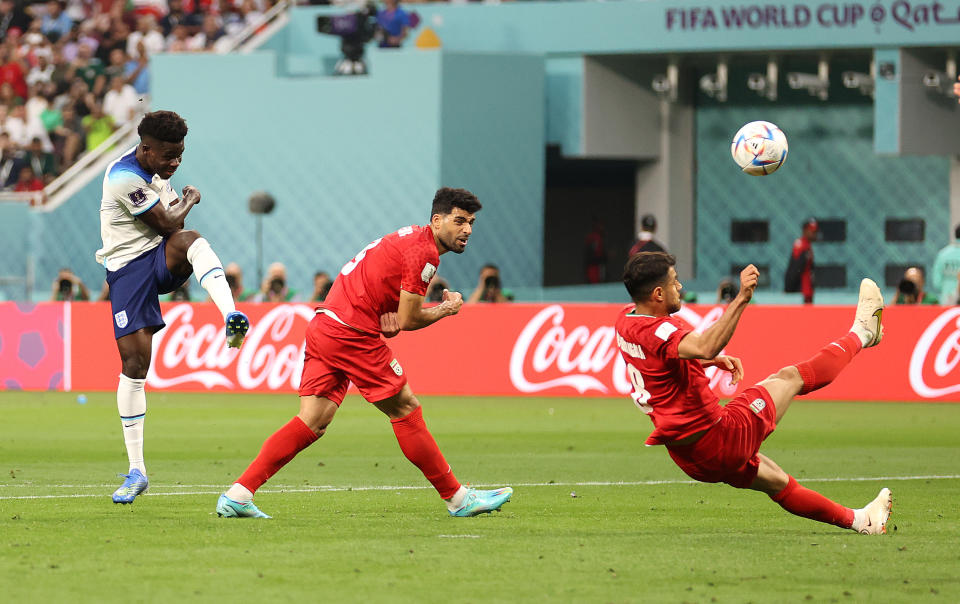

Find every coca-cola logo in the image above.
[147,304,314,390]
[909,307,960,398]
[509,304,739,396]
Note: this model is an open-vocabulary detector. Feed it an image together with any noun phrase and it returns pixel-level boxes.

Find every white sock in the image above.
[445,485,468,512]
[850,324,871,347]
[851,507,867,531]
[117,373,147,475]
[186,238,235,320]
[226,483,254,502]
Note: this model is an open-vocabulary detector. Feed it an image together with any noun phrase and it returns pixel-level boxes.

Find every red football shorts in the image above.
[298,313,407,404]
[665,386,777,489]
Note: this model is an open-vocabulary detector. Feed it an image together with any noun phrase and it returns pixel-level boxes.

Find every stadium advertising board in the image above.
[2,301,958,401]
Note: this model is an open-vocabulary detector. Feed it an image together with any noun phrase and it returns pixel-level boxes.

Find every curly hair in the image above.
[137,110,188,143]
[431,187,482,217]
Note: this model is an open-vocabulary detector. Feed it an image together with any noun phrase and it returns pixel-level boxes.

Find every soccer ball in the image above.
[730,121,788,176]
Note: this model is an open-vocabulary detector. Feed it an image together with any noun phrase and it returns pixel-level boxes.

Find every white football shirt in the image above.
[95,146,179,272]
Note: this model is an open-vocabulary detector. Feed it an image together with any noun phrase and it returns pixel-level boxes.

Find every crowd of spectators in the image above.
[0,0,274,193]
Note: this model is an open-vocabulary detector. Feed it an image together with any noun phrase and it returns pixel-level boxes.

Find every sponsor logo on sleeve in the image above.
[749,398,766,414]
[114,310,128,329]
[421,263,436,284]
[654,322,678,341]
[390,359,403,376]
[128,188,148,206]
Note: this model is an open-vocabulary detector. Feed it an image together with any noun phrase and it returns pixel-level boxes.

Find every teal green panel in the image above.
[873,48,900,154]
[545,57,583,156]
[439,53,545,288]
[695,103,949,292]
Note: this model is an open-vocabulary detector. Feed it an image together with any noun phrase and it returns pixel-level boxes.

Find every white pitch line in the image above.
[0,475,957,501]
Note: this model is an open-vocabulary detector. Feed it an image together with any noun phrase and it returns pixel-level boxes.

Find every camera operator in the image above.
[376,0,415,48]
[255,262,297,302]
[316,1,378,75]
[51,267,91,301]
[467,264,511,304]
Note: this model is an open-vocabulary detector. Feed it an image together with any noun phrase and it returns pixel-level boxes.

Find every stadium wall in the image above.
[3,301,959,402]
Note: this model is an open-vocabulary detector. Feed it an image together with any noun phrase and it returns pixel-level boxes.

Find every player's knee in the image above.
[169,229,201,253]
[121,357,149,379]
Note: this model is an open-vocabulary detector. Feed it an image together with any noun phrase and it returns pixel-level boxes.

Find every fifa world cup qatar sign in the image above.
[2,301,960,402]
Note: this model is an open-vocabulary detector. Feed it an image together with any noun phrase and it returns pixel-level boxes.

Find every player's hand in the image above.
[709,355,744,385]
[440,289,463,316]
[737,264,759,302]
[380,312,400,338]
[182,186,201,205]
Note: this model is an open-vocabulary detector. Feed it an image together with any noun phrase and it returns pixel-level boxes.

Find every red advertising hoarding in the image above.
[2,301,959,401]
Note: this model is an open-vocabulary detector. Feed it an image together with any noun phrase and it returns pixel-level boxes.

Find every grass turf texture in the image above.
[1,392,959,603]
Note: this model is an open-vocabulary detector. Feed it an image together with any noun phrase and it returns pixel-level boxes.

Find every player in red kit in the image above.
[216,187,513,518]
[615,252,892,534]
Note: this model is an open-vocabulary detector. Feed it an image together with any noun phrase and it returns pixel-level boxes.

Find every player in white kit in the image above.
[96,110,250,504]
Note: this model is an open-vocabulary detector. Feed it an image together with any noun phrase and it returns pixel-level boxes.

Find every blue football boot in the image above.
[225,311,250,349]
[112,469,149,504]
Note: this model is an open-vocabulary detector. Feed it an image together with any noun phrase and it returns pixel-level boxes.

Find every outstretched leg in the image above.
[166,230,249,348]
[751,455,891,534]
[373,384,513,517]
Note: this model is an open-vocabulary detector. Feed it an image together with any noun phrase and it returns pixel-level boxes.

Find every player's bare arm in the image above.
[677,264,759,360]
[138,186,200,237]
[397,288,462,331]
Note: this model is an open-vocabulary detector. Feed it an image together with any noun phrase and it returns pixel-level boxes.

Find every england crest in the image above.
[115,310,128,328]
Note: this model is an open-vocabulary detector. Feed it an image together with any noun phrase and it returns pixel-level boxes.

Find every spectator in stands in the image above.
[67,42,106,97]
[376,0,414,48]
[309,270,332,303]
[0,44,28,101]
[25,135,57,183]
[166,24,195,52]
[13,163,43,191]
[50,103,82,167]
[784,217,817,304]
[467,264,511,303]
[80,99,115,151]
[102,74,138,125]
[583,217,607,284]
[0,0,32,41]
[0,131,26,189]
[932,224,960,305]
[5,104,51,149]
[0,80,22,107]
[126,14,164,60]
[41,1,74,42]
[168,282,191,301]
[628,213,666,257]
[96,20,131,66]
[193,13,226,51]
[893,266,938,304]
[50,267,90,301]
[255,262,296,302]
[160,0,199,38]
[26,52,54,87]
[224,262,255,302]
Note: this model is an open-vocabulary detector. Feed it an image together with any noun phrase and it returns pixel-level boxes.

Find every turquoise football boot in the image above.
[449,487,513,517]
[216,494,271,518]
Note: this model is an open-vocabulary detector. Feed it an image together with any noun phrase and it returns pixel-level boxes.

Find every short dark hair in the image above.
[623,251,676,302]
[138,110,188,143]
[431,187,482,217]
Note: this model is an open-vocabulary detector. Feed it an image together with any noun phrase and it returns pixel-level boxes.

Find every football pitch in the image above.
[1,392,958,603]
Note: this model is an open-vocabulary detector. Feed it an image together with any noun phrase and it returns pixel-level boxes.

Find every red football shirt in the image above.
[320,225,439,335]
[614,306,723,445]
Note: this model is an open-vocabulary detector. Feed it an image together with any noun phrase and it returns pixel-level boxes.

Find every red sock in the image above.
[391,406,461,499]
[794,332,862,395]
[236,416,318,493]
[770,475,854,528]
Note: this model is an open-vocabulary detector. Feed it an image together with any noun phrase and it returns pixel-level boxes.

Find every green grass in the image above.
[1,392,959,603]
